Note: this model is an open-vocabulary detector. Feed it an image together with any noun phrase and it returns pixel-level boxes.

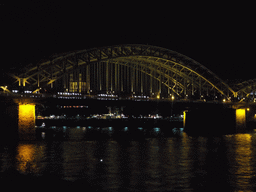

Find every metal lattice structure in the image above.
[232,79,256,99]
[11,44,236,99]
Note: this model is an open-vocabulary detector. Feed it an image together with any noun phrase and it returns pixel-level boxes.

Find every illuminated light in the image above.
[247,108,250,111]
[157,94,160,99]
[171,95,175,100]
[223,99,226,102]
[16,143,45,174]
[183,111,186,128]
[41,132,45,139]
[16,144,34,173]
[18,103,36,140]
[236,109,246,129]
[153,127,160,132]
[233,133,252,181]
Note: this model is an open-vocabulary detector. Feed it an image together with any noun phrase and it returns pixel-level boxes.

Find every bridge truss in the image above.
[11,44,237,100]
[232,79,256,101]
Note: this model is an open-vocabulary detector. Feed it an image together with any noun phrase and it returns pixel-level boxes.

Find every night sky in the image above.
[1,3,256,86]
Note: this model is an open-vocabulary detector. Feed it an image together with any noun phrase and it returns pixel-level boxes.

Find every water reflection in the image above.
[2,127,256,191]
[16,143,46,174]
[233,134,253,191]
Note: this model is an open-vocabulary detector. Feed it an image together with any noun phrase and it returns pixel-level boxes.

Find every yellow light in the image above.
[16,143,45,174]
[183,111,186,128]
[247,108,250,111]
[16,144,34,173]
[233,133,252,184]
[157,94,160,99]
[18,103,35,140]
[236,109,246,129]
[223,99,226,102]
[171,95,175,100]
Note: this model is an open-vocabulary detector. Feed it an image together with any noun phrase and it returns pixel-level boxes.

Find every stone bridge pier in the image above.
[3,98,36,140]
[184,105,247,135]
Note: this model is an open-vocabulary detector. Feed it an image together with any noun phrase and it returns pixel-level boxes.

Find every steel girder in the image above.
[113,56,232,97]
[13,44,234,97]
[233,79,256,98]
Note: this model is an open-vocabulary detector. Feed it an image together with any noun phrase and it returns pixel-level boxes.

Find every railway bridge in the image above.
[1,44,256,139]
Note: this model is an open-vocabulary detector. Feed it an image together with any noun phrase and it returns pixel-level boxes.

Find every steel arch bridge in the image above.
[10,44,237,100]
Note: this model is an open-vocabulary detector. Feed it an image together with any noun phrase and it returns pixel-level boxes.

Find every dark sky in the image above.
[1,3,255,86]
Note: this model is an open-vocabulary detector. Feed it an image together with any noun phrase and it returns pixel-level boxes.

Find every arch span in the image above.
[12,44,234,98]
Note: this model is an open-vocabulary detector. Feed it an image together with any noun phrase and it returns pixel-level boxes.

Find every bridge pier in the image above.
[184,107,235,135]
[184,106,248,135]
[3,99,36,140]
[18,103,36,140]
[235,108,246,131]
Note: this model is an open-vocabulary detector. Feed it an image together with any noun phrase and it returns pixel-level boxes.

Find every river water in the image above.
[1,126,256,191]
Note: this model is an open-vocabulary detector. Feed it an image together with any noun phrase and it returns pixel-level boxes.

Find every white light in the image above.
[154,127,160,132]
[41,132,45,139]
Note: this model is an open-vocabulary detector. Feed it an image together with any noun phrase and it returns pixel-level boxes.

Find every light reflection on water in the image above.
[16,143,46,174]
[1,127,256,191]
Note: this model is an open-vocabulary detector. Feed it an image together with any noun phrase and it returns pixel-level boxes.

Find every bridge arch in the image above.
[11,44,234,98]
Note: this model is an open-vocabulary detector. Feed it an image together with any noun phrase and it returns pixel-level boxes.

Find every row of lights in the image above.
[62,106,88,108]
[97,94,118,97]
[132,95,149,98]
[57,92,82,96]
